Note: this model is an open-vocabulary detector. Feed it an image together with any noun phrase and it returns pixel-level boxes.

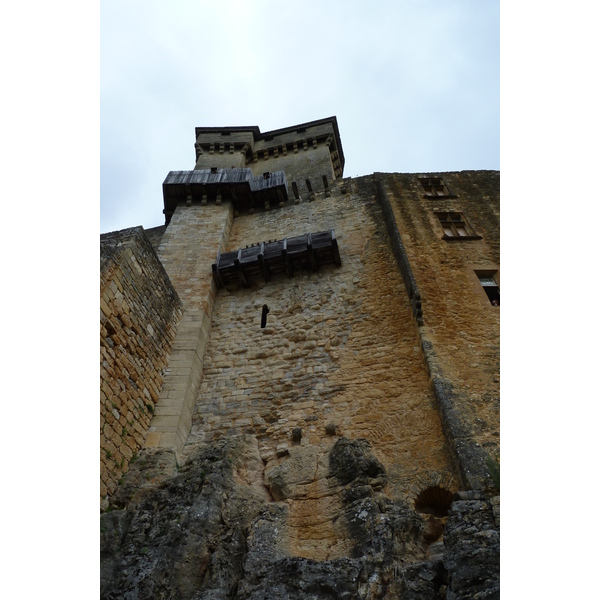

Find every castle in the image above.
[100,116,499,599]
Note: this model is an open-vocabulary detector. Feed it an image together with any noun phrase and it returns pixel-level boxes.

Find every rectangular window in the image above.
[476,272,500,306]
[419,176,455,198]
[436,212,480,239]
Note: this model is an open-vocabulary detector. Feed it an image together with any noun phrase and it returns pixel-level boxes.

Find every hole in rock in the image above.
[414,486,454,518]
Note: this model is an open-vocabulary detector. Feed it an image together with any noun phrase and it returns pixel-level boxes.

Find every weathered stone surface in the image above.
[264,445,319,501]
[185,176,458,507]
[101,436,264,600]
[379,172,500,488]
[328,437,387,488]
[101,435,470,599]
[443,496,500,599]
[100,226,182,507]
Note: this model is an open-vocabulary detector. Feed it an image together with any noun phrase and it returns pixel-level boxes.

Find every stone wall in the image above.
[143,224,167,252]
[379,171,500,488]
[100,158,500,597]
[100,227,182,506]
[248,144,336,200]
[144,203,234,454]
[183,176,459,559]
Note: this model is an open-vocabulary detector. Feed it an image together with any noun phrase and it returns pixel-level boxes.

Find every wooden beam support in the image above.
[212,263,224,288]
[234,248,248,287]
[331,230,342,266]
[258,242,270,282]
[282,238,293,278]
[307,233,317,272]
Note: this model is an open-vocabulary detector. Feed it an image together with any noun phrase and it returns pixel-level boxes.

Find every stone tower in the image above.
[100,116,500,599]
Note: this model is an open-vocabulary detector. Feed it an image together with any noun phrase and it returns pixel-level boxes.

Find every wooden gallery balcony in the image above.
[212,230,342,289]
[162,168,288,223]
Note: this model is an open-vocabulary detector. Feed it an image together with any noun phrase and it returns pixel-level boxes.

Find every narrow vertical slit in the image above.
[261,304,269,328]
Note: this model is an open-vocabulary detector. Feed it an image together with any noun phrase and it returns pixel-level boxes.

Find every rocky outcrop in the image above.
[101,436,499,599]
[443,491,500,599]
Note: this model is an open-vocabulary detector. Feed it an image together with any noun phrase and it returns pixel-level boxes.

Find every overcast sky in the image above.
[100,0,499,233]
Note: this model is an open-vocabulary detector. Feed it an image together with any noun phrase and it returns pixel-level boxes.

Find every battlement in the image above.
[193,116,344,191]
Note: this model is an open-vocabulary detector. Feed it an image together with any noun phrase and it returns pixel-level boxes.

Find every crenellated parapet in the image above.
[193,117,345,200]
[193,128,256,169]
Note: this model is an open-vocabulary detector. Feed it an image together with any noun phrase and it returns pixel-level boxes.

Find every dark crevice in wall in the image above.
[261,304,269,328]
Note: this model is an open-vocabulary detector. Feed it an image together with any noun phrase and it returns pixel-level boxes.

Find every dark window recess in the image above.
[292,181,300,199]
[419,177,455,198]
[477,273,500,306]
[261,304,270,328]
[305,179,313,193]
[436,212,480,239]
[322,175,329,189]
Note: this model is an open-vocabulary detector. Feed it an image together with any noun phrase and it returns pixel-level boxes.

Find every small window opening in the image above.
[436,212,477,238]
[305,179,313,193]
[263,172,271,179]
[414,486,454,518]
[210,167,218,174]
[479,275,500,306]
[292,181,300,199]
[419,176,451,197]
[261,304,270,328]
[322,175,329,189]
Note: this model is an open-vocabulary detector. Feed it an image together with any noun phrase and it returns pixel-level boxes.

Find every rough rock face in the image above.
[443,491,500,599]
[101,436,499,599]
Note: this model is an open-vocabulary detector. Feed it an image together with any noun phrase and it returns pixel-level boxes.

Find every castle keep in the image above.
[100,116,500,599]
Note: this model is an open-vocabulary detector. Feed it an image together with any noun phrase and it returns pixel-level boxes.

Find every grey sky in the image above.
[101,0,499,233]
